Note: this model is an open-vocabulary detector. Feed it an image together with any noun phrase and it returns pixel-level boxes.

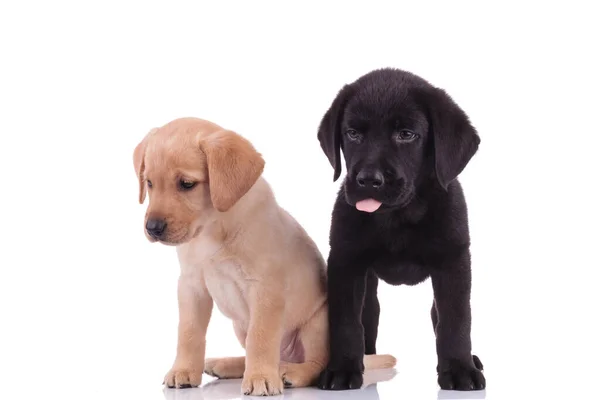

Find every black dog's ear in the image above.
[317,84,354,181]
[427,87,480,190]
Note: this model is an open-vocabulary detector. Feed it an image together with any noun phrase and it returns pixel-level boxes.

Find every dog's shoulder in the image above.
[424,179,471,243]
[229,176,325,266]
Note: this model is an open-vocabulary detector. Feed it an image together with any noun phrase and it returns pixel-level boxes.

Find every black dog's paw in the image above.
[437,358,486,391]
[472,354,483,371]
[318,359,364,390]
[318,369,363,391]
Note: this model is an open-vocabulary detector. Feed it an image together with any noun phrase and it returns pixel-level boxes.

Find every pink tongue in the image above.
[356,199,382,213]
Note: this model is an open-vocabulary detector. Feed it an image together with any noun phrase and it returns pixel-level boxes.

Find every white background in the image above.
[1,2,599,399]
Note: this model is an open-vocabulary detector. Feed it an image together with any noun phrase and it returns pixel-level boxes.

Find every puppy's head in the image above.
[133,117,265,245]
[317,68,480,213]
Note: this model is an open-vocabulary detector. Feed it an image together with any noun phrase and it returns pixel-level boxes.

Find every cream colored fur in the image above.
[133,117,396,396]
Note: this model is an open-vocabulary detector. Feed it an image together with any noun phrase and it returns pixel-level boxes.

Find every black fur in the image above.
[316,68,485,391]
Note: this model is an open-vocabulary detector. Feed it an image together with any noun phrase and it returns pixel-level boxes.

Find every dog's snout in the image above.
[357,169,384,189]
[146,219,167,238]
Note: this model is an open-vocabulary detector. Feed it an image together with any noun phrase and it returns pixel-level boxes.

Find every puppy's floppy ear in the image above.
[317,84,354,181]
[427,88,480,190]
[133,128,158,204]
[201,130,265,212]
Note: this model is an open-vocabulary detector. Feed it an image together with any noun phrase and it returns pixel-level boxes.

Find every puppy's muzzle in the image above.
[146,218,167,239]
[356,168,385,189]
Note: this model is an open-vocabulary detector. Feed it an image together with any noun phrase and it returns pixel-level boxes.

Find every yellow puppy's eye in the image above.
[179,180,196,190]
[147,180,153,188]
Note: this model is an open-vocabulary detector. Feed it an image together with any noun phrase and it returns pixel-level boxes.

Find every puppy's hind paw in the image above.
[204,357,245,379]
[281,362,321,388]
[472,354,484,370]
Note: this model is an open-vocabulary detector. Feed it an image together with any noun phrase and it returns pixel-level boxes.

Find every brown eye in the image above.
[346,129,361,141]
[396,130,417,141]
[147,180,153,188]
[179,180,196,190]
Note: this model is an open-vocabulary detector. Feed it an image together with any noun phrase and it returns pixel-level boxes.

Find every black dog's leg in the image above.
[318,252,368,390]
[431,300,483,371]
[431,299,438,332]
[431,249,485,391]
[432,300,482,371]
[362,269,380,355]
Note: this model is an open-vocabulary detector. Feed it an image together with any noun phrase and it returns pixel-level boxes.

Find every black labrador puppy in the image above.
[316,68,485,391]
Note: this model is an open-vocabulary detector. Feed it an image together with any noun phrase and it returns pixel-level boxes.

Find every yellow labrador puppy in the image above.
[133,117,396,396]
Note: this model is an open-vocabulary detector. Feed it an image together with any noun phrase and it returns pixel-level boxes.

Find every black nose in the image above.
[356,169,384,188]
[146,219,167,238]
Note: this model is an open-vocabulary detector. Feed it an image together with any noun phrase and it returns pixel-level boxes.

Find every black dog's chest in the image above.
[376,215,427,253]
[369,224,432,286]
[373,260,430,286]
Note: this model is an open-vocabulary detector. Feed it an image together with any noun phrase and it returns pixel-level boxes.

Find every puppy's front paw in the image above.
[318,358,364,390]
[241,369,283,396]
[437,357,486,391]
[163,366,203,389]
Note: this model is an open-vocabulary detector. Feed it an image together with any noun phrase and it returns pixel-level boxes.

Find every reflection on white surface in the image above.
[437,389,487,400]
[162,369,397,400]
